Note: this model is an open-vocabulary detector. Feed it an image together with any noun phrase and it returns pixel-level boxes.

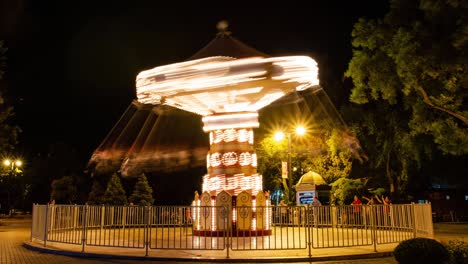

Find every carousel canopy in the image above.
[135,22,320,116]
[188,21,269,60]
[87,22,363,178]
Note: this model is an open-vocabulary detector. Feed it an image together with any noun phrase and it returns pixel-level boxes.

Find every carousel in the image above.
[135,22,320,236]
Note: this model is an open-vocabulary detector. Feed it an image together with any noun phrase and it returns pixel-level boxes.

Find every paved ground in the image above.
[1,216,466,264]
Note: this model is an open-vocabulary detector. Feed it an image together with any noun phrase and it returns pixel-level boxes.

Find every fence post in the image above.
[100,205,105,233]
[73,205,78,233]
[122,206,126,234]
[43,204,49,247]
[428,202,434,238]
[81,204,88,253]
[412,202,417,238]
[225,205,230,259]
[371,205,377,252]
[145,206,149,257]
[30,203,35,242]
[307,205,312,259]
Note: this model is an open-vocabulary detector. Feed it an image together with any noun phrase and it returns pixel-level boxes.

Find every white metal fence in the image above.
[31,203,433,258]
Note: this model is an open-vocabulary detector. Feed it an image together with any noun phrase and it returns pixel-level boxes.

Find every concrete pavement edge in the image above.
[23,241,394,263]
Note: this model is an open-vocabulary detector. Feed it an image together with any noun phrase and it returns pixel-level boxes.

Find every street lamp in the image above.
[2,158,22,215]
[274,125,306,204]
[3,159,22,170]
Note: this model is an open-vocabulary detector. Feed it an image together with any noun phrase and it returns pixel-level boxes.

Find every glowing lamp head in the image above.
[3,159,22,168]
[274,131,285,142]
[295,126,306,136]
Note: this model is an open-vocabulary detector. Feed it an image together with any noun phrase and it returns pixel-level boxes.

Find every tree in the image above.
[87,180,105,205]
[129,173,154,206]
[101,172,127,205]
[50,176,78,204]
[27,142,87,204]
[0,40,5,78]
[330,177,386,205]
[345,0,468,197]
[256,128,356,204]
[0,40,19,152]
[256,137,285,188]
[301,130,354,184]
[330,178,366,205]
[0,41,22,212]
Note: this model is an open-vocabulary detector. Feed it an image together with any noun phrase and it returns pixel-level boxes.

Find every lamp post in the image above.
[3,159,22,171]
[274,126,306,204]
[2,158,22,215]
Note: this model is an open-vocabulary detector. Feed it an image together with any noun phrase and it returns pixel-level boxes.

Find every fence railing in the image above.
[31,203,433,259]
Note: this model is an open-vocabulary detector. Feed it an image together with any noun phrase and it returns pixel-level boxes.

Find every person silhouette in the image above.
[312,197,321,206]
[278,199,288,224]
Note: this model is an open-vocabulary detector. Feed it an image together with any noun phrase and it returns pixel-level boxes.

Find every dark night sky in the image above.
[0,0,389,164]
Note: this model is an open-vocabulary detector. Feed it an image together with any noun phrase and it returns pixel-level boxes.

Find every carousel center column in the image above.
[201,112,262,197]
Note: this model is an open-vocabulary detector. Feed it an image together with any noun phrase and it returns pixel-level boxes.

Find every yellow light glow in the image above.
[2,159,20,168]
[274,131,285,141]
[296,126,306,136]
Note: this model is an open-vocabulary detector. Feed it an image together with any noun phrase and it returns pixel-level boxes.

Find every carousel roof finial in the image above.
[216,20,231,36]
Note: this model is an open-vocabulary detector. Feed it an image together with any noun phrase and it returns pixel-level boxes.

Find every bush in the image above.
[394,237,450,264]
[445,240,468,264]
[129,173,154,206]
[101,173,127,205]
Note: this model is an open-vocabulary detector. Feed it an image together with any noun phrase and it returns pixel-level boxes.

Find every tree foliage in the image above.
[0,169,27,213]
[301,130,354,184]
[330,177,385,205]
[257,137,286,189]
[87,180,105,205]
[0,40,6,79]
[27,143,87,204]
[129,173,154,206]
[346,0,467,154]
[101,173,127,205]
[256,128,355,204]
[0,40,19,152]
[345,0,467,197]
[50,176,78,204]
[330,178,365,205]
